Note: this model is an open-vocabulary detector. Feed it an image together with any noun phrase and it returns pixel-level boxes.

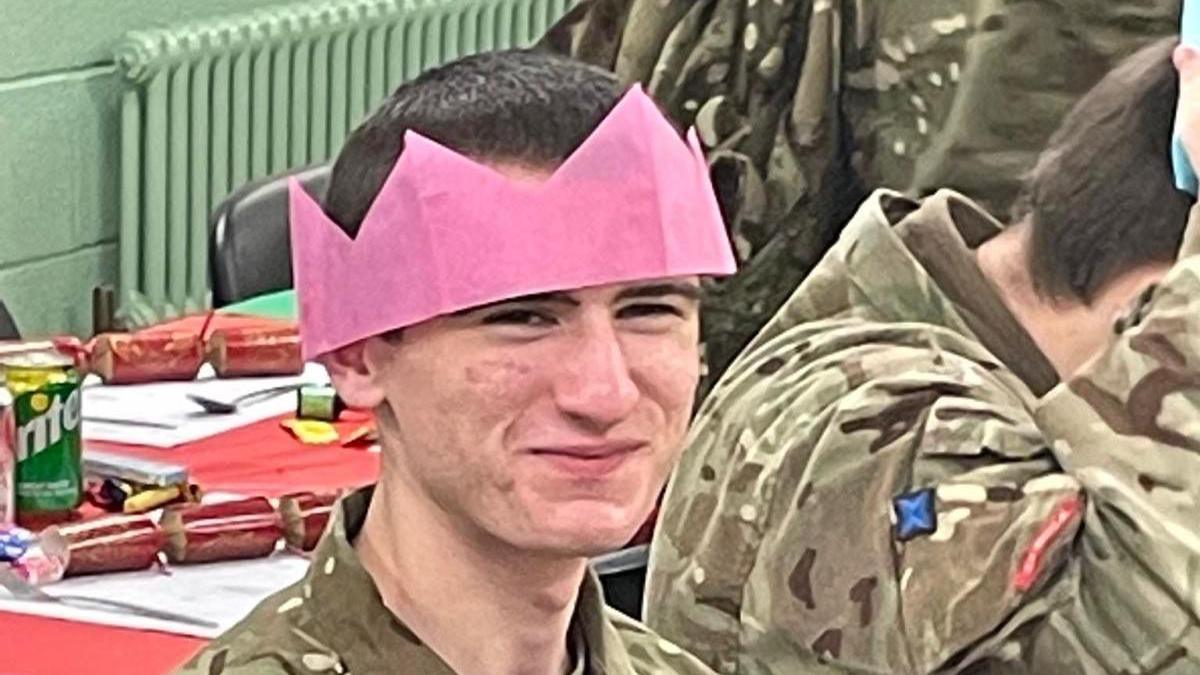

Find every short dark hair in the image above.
[324,49,623,236]
[1014,37,1191,303]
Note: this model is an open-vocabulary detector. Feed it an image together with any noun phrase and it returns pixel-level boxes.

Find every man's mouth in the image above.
[528,442,645,477]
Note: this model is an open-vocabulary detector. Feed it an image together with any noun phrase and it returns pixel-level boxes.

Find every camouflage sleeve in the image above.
[1180,202,1200,260]
[1024,255,1200,674]
[646,330,1085,674]
[173,624,339,675]
[606,609,720,674]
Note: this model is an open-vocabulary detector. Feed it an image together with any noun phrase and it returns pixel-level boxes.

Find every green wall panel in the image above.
[0,67,122,266]
[0,1,303,337]
[0,244,118,338]
[0,0,293,80]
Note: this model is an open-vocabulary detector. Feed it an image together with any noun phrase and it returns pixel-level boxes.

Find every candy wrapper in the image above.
[341,423,377,448]
[86,478,201,514]
[1,525,66,585]
[280,419,340,445]
[0,526,33,562]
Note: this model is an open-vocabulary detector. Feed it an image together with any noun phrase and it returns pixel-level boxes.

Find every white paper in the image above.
[0,554,311,638]
[81,363,329,448]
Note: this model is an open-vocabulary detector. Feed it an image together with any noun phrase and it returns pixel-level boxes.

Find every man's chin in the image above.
[531,506,647,557]
[536,533,639,560]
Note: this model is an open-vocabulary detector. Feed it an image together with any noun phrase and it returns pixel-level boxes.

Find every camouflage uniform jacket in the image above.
[541,0,1181,389]
[180,486,715,674]
[646,188,1126,674]
[1024,208,1200,675]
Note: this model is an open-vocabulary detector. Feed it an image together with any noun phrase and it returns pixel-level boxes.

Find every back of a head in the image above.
[324,49,623,236]
[1015,37,1191,304]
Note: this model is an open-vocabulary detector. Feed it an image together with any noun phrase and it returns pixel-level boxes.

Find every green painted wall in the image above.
[0,1,290,339]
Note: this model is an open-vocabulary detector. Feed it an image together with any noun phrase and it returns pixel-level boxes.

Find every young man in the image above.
[180,50,735,675]
[645,38,1198,673]
[1025,41,1200,674]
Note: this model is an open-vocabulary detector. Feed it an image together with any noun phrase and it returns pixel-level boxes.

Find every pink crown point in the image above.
[290,85,737,360]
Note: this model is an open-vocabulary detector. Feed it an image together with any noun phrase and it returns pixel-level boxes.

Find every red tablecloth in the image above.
[1,415,380,675]
[0,315,380,675]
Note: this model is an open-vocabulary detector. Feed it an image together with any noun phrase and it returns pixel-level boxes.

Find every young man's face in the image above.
[344,277,702,557]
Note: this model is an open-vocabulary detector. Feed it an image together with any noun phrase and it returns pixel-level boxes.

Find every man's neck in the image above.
[975,227,1110,380]
[354,472,588,675]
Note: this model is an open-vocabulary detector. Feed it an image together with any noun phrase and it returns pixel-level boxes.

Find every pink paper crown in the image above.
[289,85,737,359]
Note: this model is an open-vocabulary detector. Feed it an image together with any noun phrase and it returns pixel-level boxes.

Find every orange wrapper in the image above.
[44,514,165,577]
[207,326,304,378]
[90,332,204,384]
[160,497,282,564]
[278,492,339,552]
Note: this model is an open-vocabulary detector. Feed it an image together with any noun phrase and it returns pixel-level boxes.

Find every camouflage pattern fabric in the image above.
[1020,206,1200,675]
[540,0,1180,391]
[646,189,1103,674]
[179,487,715,674]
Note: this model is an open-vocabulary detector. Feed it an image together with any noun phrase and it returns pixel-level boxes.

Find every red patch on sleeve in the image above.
[1014,495,1084,592]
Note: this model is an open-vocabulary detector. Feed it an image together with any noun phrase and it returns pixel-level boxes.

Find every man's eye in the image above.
[482,309,556,326]
[618,303,683,319]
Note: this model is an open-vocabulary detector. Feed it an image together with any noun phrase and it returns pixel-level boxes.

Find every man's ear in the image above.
[322,341,387,409]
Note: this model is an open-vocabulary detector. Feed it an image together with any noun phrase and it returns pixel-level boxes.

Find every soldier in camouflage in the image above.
[179,51,719,675]
[1021,42,1200,673]
[182,487,714,675]
[541,0,1182,392]
[645,39,1200,674]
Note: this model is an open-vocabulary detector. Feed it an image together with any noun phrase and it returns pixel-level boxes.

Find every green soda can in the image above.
[2,353,83,522]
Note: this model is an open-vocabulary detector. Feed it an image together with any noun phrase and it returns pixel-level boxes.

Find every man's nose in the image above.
[552,318,640,431]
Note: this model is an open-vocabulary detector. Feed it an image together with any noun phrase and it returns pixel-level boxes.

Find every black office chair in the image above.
[0,301,19,340]
[600,564,646,619]
[209,164,331,307]
[594,546,649,619]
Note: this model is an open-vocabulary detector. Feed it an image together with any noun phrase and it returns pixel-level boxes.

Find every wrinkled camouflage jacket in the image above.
[1026,208,1200,675]
[541,0,1180,390]
[646,189,1198,674]
[179,487,715,674]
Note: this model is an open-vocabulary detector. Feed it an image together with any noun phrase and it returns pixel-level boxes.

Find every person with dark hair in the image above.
[179,48,735,675]
[1025,39,1200,674]
[644,38,1200,673]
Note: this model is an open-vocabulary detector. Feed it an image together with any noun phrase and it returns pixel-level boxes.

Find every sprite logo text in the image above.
[16,388,81,463]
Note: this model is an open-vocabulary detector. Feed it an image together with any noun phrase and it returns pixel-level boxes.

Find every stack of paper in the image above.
[0,554,311,638]
[82,363,329,448]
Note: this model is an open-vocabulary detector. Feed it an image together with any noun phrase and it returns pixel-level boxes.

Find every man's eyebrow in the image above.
[615,283,702,302]
[452,283,701,317]
[451,292,579,316]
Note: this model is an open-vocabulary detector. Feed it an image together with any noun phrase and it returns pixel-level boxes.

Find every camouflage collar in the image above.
[301,485,633,675]
[857,189,1059,396]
